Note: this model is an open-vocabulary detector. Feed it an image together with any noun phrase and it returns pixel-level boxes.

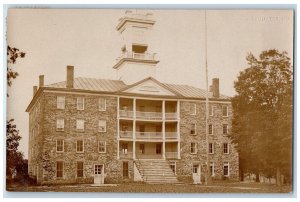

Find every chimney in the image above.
[212,78,219,98]
[39,75,44,87]
[66,65,74,88]
[33,86,38,96]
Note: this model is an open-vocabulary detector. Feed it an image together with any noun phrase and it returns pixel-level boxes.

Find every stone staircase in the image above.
[135,159,179,184]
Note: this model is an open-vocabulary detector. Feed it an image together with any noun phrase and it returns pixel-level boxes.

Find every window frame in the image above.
[77,161,84,178]
[77,97,85,110]
[98,120,107,132]
[223,124,228,135]
[56,139,64,153]
[170,162,176,175]
[98,98,106,111]
[56,118,64,131]
[210,162,215,177]
[208,124,213,135]
[190,103,197,115]
[223,143,229,154]
[209,143,214,154]
[190,142,197,154]
[190,123,196,135]
[98,141,106,153]
[56,161,63,178]
[222,105,229,117]
[76,119,85,131]
[223,162,230,177]
[209,104,214,116]
[76,140,84,153]
[57,96,65,109]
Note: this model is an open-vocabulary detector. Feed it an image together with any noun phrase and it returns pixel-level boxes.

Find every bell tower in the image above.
[113,10,160,84]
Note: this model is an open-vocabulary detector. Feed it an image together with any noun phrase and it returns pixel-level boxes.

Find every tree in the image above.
[231,49,293,185]
[6,46,26,183]
[6,119,24,180]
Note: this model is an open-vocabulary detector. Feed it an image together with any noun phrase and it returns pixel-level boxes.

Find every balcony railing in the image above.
[165,113,177,120]
[119,131,133,138]
[136,132,163,139]
[119,151,133,159]
[165,132,178,139]
[165,152,178,159]
[119,110,134,118]
[136,154,163,159]
[120,51,156,61]
[136,111,162,120]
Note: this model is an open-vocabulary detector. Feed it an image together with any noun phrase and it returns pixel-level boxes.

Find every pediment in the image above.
[122,78,177,96]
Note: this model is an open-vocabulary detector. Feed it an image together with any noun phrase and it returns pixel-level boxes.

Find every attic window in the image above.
[132,44,147,53]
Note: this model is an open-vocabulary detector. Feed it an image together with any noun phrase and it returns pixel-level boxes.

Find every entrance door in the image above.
[192,164,201,184]
[94,164,104,184]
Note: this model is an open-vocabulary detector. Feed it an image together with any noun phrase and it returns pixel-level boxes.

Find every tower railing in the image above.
[120,51,156,61]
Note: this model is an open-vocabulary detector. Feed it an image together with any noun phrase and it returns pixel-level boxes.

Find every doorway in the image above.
[94,164,104,184]
[192,164,201,184]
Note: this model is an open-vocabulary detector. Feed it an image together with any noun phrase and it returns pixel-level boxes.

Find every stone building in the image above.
[26,10,239,184]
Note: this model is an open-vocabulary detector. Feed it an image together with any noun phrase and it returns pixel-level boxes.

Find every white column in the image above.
[162,100,165,159]
[133,141,136,160]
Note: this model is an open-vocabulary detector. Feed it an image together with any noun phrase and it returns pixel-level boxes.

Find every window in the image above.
[192,165,198,173]
[56,161,63,178]
[76,119,85,131]
[77,162,83,177]
[170,162,176,174]
[99,98,106,111]
[189,103,196,115]
[208,124,213,135]
[122,143,128,154]
[99,120,106,132]
[190,142,197,154]
[98,141,106,153]
[209,105,214,116]
[139,144,145,154]
[222,105,228,117]
[223,143,229,154]
[223,162,229,176]
[223,124,228,135]
[77,97,84,110]
[210,162,215,176]
[156,144,162,154]
[76,140,84,153]
[209,143,214,154]
[57,96,65,109]
[140,125,145,135]
[56,118,64,131]
[123,162,129,177]
[56,140,64,152]
[190,123,196,135]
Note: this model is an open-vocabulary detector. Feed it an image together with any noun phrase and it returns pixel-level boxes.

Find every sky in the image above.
[6,9,294,158]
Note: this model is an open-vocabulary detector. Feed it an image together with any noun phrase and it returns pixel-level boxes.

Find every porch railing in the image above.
[136,132,163,139]
[119,151,133,159]
[119,110,134,118]
[165,132,178,139]
[165,113,177,120]
[120,51,156,61]
[137,154,164,159]
[119,131,133,138]
[165,152,178,159]
[136,111,162,120]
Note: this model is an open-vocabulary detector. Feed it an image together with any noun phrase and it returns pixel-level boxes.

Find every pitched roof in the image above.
[46,77,127,92]
[45,77,230,100]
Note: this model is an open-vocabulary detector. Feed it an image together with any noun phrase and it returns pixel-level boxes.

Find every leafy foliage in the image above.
[7,46,26,87]
[231,49,293,184]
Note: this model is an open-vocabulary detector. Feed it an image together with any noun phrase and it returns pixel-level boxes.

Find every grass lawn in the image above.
[6,182,292,193]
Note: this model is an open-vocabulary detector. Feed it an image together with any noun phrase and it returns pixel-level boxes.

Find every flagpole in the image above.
[204,9,210,186]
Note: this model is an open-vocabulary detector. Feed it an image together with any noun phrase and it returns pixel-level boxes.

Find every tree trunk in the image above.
[255,170,260,182]
[276,167,281,186]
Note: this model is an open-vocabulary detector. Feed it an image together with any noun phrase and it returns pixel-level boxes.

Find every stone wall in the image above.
[38,92,121,184]
[177,100,239,182]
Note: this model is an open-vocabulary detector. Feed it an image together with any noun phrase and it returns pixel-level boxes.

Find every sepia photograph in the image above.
[5,6,294,194]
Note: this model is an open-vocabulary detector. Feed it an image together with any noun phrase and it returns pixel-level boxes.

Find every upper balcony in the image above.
[118,51,157,61]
